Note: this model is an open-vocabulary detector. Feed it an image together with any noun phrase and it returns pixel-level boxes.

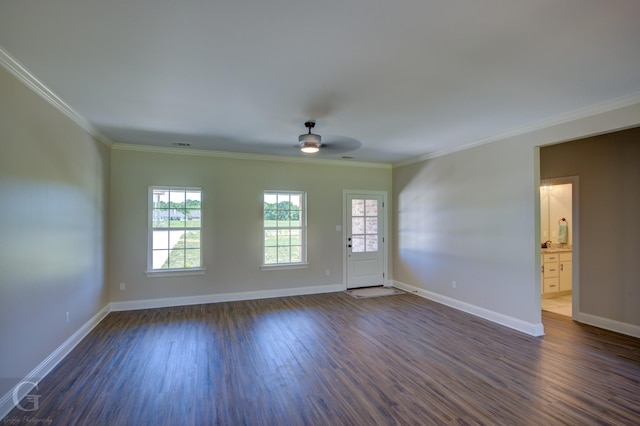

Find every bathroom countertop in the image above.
[541,247,572,254]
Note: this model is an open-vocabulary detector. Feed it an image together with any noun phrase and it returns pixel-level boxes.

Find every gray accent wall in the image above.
[541,127,640,327]
[0,66,110,397]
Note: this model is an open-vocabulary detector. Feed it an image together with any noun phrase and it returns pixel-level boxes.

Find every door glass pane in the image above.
[365,199,378,216]
[365,217,378,234]
[352,235,365,253]
[352,199,365,216]
[352,217,365,234]
[365,235,378,252]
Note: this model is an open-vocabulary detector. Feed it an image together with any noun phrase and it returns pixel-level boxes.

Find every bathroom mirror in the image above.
[540,183,572,245]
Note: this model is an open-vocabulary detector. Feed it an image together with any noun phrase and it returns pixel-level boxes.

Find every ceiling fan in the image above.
[297,120,361,155]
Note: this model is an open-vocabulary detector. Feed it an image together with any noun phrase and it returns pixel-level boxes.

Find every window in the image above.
[263,191,306,267]
[148,187,203,273]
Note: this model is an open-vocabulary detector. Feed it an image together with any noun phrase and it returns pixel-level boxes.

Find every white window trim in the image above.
[261,190,308,269]
[146,186,204,276]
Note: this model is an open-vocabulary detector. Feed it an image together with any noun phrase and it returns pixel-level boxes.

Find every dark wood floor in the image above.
[4,291,640,425]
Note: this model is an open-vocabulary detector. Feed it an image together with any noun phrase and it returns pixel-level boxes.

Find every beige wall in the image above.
[393,137,542,325]
[109,147,392,302]
[541,127,640,326]
[0,67,110,396]
[392,103,640,334]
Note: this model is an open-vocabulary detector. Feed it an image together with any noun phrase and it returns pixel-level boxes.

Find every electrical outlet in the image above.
[66,312,70,323]
[120,282,126,291]
[452,281,457,289]
[325,270,330,277]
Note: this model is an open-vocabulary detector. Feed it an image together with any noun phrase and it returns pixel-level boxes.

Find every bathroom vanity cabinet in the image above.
[541,250,572,294]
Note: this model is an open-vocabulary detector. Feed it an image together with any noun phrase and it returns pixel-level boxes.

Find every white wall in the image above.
[0,66,110,397]
[109,146,392,304]
[392,101,640,336]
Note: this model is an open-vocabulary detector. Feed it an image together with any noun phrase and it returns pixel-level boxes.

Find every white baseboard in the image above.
[0,304,111,420]
[393,280,545,337]
[574,312,640,339]
[110,283,345,311]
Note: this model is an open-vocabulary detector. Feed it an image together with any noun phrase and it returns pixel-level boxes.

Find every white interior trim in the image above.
[393,280,545,337]
[110,284,344,312]
[0,304,110,420]
[0,45,113,148]
[394,91,640,167]
[574,312,640,339]
[112,143,392,168]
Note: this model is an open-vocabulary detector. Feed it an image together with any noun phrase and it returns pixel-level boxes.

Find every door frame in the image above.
[342,189,389,290]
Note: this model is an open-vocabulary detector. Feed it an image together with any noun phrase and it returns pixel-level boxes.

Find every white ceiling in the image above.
[1,0,639,163]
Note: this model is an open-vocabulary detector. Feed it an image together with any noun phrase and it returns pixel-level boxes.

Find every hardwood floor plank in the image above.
[3,292,640,425]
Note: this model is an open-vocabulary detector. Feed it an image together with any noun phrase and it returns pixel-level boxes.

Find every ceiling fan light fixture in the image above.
[299,121,321,154]
[300,141,320,153]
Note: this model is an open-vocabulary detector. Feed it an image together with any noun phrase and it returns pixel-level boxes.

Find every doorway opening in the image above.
[539,177,579,318]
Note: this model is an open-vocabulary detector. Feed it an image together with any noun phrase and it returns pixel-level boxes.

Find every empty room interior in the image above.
[1,1,640,424]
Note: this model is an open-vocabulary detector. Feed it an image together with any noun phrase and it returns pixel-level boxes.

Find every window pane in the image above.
[153,250,170,269]
[365,235,378,252]
[290,194,301,210]
[167,247,185,269]
[153,190,169,208]
[171,230,186,249]
[264,230,277,247]
[365,217,378,234]
[277,217,290,227]
[186,191,201,204]
[153,209,169,228]
[290,229,301,245]
[352,235,365,253]
[169,210,186,227]
[277,193,290,205]
[153,230,169,250]
[169,190,186,209]
[278,229,291,246]
[186,209,200,227]
[278,246,290,263]
[365,199,378,216]
[185,230,200,248]
[184,249,201,268]
[290,246,301,263]
[352,217,365,234]
[352,199,364,216]
[264,247,277,264]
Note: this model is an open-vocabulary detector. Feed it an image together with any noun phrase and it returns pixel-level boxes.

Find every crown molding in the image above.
[0,44,114,147]
[112,143,392,169]
[393,91,640,168]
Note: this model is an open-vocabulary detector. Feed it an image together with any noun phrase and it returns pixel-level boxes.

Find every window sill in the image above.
[144,268,206,278]
[260,263,309,271]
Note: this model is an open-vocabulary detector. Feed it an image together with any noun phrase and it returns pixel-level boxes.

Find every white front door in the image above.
[345,193,385,289]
